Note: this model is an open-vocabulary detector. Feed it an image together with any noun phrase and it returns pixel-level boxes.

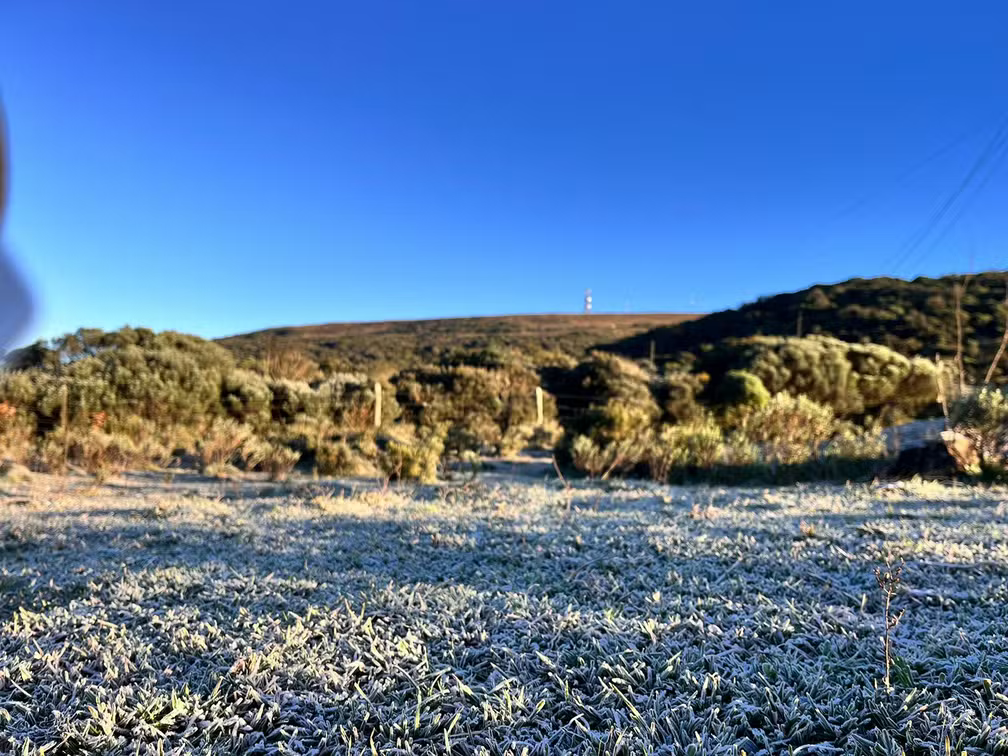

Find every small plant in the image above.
[197,418,257,472]
[377,428,445,483]
[875,557,906,693]
[260,444,301,481]
[568,433,646,479]
[316,439,366,477]
[645,417,724,482]
[735,393,835,465]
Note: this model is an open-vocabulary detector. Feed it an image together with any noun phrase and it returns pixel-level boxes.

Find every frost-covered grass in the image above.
[2,474,1008,754]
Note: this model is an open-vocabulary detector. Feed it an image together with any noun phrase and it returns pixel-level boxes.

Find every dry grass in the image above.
[1,473,1008,753]
[218,313,701,369]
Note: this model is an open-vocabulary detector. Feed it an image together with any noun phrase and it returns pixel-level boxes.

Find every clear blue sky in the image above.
[1,2,1006,344]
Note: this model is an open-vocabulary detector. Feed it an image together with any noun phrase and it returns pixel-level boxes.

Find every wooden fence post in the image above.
[61,384,69,473]
[374,381,382,428]
[535,386,544,426]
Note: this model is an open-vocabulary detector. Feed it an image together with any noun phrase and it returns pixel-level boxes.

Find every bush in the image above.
[700,336,940,420]
[655,371,707,424]
[317,374,401,433]
[0,460,32,483]
[268,379,320,424]
[0,401,35,463]
[315,439,374,477]
[38,428,140,481]
[377,428,444,483]
[260,349,321,382]
[221,369,273,430]
[568,433,648,479]
[816,429,891,479]
[568,435,614,479]
[735,393,836,465]
[551,354,661,464]
[646,417,725,482]
[950,387,1008,473]
[714,370,770,410]
[260,444,301,481]
[396,360,547,456]
[197,418,258,471]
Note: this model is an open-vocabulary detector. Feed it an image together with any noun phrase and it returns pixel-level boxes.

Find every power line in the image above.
[888,114,1008,275]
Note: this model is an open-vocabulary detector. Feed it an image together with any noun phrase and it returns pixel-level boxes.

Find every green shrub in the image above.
[221,369,273,429]
[551,353,660,456]
[396,360,547,455]
[318,374,400,433]
[259,349,321,382]
[0,401,35,464]
[655,371,707,424]
[714,370,770,410]
[0,460,33,483]
[268,379,320,424]
[526,420,563,451]
[498,420,563,456]
[568,435,613,479]
[816,429,891,479]
[700,336,940,420]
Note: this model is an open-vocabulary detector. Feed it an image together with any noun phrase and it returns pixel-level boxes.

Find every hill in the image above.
[216,313,702,369]
[602,271,1008,383]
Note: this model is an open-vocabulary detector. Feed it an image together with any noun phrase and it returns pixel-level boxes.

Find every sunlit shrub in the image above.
[714,369,770,411]
[396,359,548,455]
[221,369,272,430]
[268,379,321,424]
[950,387,1008,474]
[197,418,258,471]
[701,336,940,419]
[377,428,445,483]
[37,428,140,480]
[260,444,301,481]
[568,433,648,479]
[735,393,836,465]
[646,417,725,482]
[315,439,374,477]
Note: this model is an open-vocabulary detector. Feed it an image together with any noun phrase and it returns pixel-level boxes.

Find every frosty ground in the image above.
[1,473,1007,754]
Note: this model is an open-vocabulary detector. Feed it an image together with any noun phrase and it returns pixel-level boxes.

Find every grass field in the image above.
[2,473,1008,754]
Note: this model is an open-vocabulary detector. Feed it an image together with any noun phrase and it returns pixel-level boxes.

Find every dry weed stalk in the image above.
[984,281,1008,385]
[953,276,971,396]
[875,556,905,693]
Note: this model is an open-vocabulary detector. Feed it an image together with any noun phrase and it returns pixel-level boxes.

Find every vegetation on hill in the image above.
[0,329,561,482]
[547,350,900,484]
[605,270,1008,384]
[216,313,701,371]
[4,272,1008,484]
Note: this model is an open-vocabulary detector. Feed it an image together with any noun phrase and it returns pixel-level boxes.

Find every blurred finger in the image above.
[0,102,34,352]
